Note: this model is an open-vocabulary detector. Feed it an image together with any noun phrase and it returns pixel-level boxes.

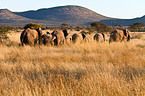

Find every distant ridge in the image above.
[0,5,144,27]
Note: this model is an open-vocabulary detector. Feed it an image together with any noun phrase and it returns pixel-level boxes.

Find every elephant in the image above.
[20,27,42,46]
[42,32,53,45]
[109,29,130,43]
[51,29,68,45]
[82,33,92,42]
[94,33,105,42]
[72,33,83,43]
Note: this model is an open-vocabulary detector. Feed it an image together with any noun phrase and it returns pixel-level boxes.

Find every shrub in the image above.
[0,26,14,44]
[131,33,143,39]
[24,23,42,29]
[91,22,112,33]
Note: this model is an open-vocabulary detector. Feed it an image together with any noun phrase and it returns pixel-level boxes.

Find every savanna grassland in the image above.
[0,30,145,96]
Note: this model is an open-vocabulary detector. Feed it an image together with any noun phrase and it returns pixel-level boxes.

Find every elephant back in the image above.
[26,29,39,44]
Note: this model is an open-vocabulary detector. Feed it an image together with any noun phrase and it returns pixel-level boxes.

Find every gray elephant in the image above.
[94,33,105,42]
[109,29,130,43]
[20,27,42,46]
[42,32,53,45]
[51,29,68,45]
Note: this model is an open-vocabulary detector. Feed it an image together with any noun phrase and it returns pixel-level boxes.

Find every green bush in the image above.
[24,23,42,29]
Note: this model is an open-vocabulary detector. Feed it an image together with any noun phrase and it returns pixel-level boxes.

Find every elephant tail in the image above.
[21,29,28,46]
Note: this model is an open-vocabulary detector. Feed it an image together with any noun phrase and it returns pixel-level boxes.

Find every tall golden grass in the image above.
[0,31,145,96]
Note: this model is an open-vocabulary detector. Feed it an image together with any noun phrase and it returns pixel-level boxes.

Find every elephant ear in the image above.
[82,33,86,39]
[62,29,68,39]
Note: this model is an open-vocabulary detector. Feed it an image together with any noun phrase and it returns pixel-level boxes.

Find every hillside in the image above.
[14,5,111,26]
[15,5,110,21]
[0,5,144,27]
[0,9,39,26]
[0,9,29,21]
[100,15,145,26]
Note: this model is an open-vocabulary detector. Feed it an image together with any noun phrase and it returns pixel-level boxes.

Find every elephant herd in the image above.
[20,27,131,46]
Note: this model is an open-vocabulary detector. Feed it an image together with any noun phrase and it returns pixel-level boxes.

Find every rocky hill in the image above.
[0,5,144,27]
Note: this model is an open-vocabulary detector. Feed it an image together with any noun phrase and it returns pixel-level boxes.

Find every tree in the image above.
[24,23,42,29]
[86,25,96,32]
[91,22,112,32]
[75,26,81,31]
[128,22,145,32]
[60,23,69,29]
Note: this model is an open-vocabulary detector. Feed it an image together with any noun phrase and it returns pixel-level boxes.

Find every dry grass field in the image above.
[0,30,145,96]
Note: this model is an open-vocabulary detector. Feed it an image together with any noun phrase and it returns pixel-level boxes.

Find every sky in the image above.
[0,0,145,19]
